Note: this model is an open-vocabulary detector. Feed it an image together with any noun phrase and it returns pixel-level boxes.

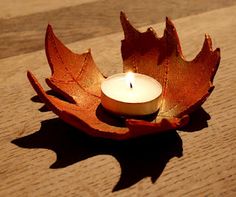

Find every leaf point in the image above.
[204,33,213,51]
[164,17,183,57]
[47,24,53,32]
[120,11,139,40]
[165,17,175,32]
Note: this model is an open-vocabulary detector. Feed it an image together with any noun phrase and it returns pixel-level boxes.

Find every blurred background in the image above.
[1,0,236,59]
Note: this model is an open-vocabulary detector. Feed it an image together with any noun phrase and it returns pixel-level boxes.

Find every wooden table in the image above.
[1,1,236,196]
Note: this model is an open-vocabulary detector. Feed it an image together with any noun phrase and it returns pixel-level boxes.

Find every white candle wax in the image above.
[101,72,162,116]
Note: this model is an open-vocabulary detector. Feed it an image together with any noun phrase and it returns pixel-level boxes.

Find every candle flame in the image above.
[126,71,134,88]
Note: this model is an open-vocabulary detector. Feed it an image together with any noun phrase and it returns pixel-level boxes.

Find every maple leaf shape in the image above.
[27,13,220,140]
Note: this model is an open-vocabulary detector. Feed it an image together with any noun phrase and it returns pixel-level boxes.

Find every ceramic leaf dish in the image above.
[27,12,220,140]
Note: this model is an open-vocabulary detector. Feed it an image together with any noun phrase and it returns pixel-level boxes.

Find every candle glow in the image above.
[101,72,162,116]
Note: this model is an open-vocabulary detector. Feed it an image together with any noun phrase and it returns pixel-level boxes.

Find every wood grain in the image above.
[0,0,236,59]
[0,2,236,197]
[0,0,98,19]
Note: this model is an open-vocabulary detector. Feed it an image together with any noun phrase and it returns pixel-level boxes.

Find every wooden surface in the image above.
[0,1,236,196]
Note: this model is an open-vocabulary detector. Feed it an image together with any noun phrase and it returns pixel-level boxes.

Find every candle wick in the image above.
[130,82,133,88]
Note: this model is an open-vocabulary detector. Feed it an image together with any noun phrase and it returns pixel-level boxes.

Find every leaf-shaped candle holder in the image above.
[28,12,220,140]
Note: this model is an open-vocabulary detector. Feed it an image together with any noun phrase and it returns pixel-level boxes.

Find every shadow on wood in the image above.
[180,107,211,132]
[12,118,182,191]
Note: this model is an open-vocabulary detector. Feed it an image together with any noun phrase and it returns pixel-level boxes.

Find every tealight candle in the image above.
[101,72,162,116]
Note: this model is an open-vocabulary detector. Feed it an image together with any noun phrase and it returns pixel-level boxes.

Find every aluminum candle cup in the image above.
[101,72,162,116]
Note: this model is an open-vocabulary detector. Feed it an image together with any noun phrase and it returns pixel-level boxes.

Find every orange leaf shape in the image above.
[45,25,104,105]
[27,13,220,140]
[120,12,220,118]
